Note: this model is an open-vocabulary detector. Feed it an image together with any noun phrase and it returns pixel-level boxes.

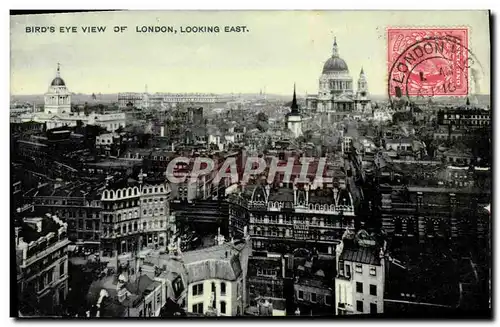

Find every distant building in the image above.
[335,229,386,315]
[44,63,71,115]
[16,213,71,315]
[305,37,372,116]
[437,107,491,129]
[17,65,126,132]
[285,85,303,138]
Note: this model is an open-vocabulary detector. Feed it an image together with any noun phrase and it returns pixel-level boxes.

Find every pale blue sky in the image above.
[10,10,490,96]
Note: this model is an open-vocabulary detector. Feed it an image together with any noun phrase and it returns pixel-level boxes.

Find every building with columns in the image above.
[17,64,126,132]
[44,63,71,115]
[305,38,372,117]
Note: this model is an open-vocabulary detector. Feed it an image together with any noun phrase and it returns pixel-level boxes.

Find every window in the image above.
[355,264,363,273]
[298,290,304,300]
[59,262,65,277]
[369,267,376,276]
[370,284,377,296]
[356,282,363,293]
[192,303,203,314]
[311,292,317,303]
[356,300,363,313]
[192,283,204,296]
[345,264,351,278]
[370,303,377,314]
[220,301,227,314]
[220,282,226,295]
[325,295,332,306]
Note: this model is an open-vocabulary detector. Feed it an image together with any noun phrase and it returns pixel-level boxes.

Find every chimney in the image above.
[15,227,21,246]
[281,256,286,278]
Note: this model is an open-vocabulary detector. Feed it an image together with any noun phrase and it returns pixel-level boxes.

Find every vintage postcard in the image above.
[10,10,491,319]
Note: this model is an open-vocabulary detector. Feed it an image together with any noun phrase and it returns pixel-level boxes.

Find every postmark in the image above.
[387,28,469,99]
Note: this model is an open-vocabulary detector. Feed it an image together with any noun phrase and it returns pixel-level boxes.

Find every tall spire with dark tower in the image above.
[291,83,299,114]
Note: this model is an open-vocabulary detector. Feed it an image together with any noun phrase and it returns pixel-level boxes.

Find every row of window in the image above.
[192,282,228,297]
[142,198,165,203]
[356,282,378,296]
[102,200,140,210]
[192,301,228,315]
[102,220,166,236]
[356,301,377,314]
[257,269,277,278]
[251,215,350,227]
[297,289,332,305]
[26,262,65,293]
[339,262,377,277]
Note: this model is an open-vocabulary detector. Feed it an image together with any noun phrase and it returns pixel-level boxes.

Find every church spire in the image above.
[56,63,61,77]
[291,83,299,113]
[332,37,339,57]
[360,66,364,75]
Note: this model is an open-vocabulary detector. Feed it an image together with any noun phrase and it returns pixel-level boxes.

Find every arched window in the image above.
[134,222,138,231]
[128,189,132,196]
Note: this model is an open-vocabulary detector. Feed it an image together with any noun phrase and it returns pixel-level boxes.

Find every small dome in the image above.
[322,56,349,73]
[51,77,66,86]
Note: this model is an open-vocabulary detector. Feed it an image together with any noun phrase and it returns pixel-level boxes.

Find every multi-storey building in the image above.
[139,181,172,249]
[135,236,251,317]
[16,213,71,315]
[27,182,103,251]
[335,229,385,315]
[86,273,167,317]
[100,176,172,257]
[437,107,491,128]
[379,184,491,252]
[118,92,147,109]
[183,241,249,316]
[293,254,335,316]
[228,182,356,255]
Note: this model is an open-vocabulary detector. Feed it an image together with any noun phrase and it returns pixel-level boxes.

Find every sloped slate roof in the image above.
[185,254,242,283]
[340,246,381,266]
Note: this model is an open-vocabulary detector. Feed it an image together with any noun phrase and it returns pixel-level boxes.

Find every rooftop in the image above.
[18,215,64,244]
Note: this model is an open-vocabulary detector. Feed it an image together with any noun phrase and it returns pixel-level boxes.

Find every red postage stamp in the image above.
[387,28,469,97]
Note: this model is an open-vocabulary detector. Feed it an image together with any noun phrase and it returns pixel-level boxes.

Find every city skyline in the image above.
[11,10,490,96]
